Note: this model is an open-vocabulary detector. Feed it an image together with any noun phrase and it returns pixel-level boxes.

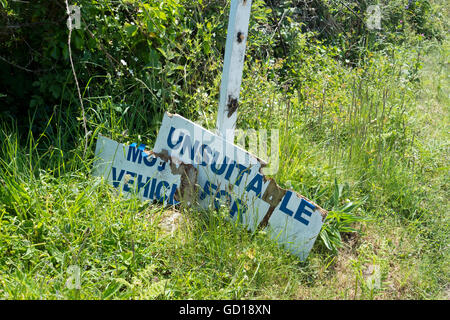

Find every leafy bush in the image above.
[1,1,444,135]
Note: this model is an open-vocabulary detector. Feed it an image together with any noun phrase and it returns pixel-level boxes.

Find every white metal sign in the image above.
[153,113,327,260]
[93,135,197,205]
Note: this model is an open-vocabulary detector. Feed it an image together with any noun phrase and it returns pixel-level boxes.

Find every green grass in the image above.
[0,150,322,299]
[0,21,449,301]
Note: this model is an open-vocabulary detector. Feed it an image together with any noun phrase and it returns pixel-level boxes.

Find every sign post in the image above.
[216,0,252,142]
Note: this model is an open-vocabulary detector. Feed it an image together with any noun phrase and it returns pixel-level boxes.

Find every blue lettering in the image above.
[157,160,166,172]
[127,144,142,164]
[279,191,294,216]
[211,152,228,175]
[293,199,315,226]
[111,167,125,188]
[224,160,236,181]
[214,189,231,209]
[180,135,200,161]
[245,173,263,198]
[137,174,151,194]
[168,184,180,205]
[167,126,184,149]
[230,198,247,219]
[148,178,157,199]
[200,144,213,167]
[143,177,154,198]
[155,180,170,202]
[143,154,157,167]
[234,164,250,187]
[199,181,218,200]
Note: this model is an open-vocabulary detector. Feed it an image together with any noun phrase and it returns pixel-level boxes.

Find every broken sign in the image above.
[153,112,327,260]
[93,135,197,205]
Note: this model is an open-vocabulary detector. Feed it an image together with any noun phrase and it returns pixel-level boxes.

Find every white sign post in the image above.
[153,113,327,260]
[216,0,252,142]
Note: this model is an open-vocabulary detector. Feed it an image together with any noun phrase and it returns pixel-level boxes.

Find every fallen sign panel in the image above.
[153,112,328,260]
[93,135,197,205]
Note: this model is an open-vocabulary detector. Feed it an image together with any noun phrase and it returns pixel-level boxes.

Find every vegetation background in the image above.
[0,0,448,299]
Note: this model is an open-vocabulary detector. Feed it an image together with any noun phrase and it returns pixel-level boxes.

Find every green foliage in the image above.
[0,0,444,136]
[319,179,369,253]
[0,0,228,137]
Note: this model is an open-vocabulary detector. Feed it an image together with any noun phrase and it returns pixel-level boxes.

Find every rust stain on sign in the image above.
[93,135,197,206]
[150,149,198,205]
[227,95,239,117]
[237,31,245,43]
[258,174,328,229]
[258,179,286,228]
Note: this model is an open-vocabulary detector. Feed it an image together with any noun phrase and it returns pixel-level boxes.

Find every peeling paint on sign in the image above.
[153,112,327,260]
[216,0,253,141]
[93,135,197,205]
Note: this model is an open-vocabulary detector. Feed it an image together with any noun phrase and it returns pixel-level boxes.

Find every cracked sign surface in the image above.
[93,135,196,205]
[153,112,327,260]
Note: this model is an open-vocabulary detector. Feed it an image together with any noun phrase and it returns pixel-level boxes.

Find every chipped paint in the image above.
[237,31,245,43]
[227,95,239,117]
[93,135,197,206]
[216,0,253,141]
